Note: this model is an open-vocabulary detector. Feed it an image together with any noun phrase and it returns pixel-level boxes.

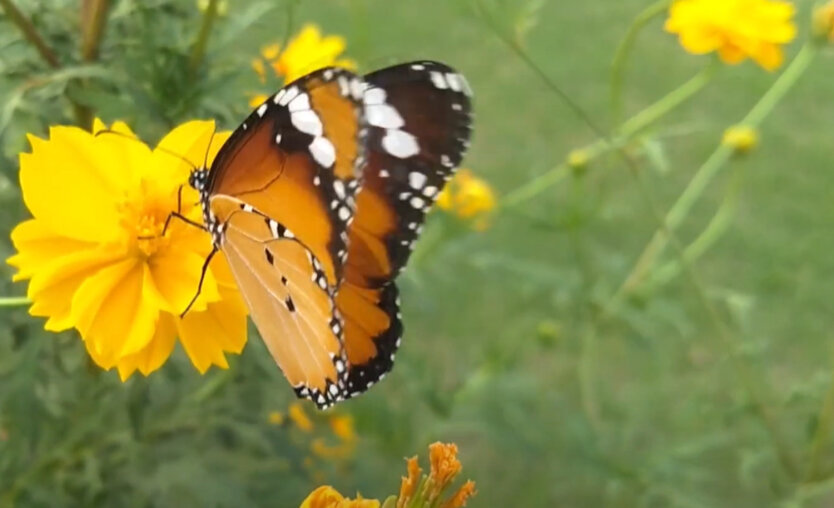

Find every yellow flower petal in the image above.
[665,0,796,71]
[20,130,126,243]
[71,259,159,366]
[176,288,247,373]
[7,219,94,282]
[148,245,219,314]
[116,313,178,380]
[248,93,270,108]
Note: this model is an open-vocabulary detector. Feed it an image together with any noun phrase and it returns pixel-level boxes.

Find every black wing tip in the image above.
[344,283,403,397]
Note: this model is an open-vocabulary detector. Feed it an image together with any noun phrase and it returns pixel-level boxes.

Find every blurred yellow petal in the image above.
[665,0,796,70]
[248,93,270,108]
[300,486,380,508]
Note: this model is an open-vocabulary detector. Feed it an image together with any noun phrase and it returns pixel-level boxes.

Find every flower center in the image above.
[135,213,168,258]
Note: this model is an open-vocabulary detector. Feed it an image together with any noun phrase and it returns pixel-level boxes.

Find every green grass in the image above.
[2,0,834,506]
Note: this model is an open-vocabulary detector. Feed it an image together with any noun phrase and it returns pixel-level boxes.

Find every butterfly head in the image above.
[188,168,209,192]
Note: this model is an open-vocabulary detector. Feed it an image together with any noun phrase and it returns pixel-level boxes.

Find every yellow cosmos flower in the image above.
[300,486,379,508]
[665,0,797,71]
[436,169,496,231]
[7,120,248,380]
[249,24,357,107]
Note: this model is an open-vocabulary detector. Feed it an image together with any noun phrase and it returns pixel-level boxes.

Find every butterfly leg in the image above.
[180,246,218,317]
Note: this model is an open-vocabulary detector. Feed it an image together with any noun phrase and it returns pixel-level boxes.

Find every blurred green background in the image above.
[1,0,834,506]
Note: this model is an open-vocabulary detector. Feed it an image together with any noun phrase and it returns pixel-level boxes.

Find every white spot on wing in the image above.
[288,92,311,112]
[382,130,419,159]
[309,136,336,167]
[367,104,404,129]
[430,71,447,89]
[291,109,323,136]
[278,86,299,106]
[408,171,427,189]
[445,73,462,92]
[256,103,268,117]
[364,87,386,106]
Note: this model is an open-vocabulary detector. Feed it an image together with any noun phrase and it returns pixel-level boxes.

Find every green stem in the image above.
[74,0,111,129]
[610,0,672,125]
[0,296,30,307]
[616,42,817,296]
[189,0,219,75]
[645,161,744,290]
[0,0,60,68]
[501,65,713,208]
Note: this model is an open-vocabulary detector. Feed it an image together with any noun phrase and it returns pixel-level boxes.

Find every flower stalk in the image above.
[616,42,818,297]
[189,0,220,75]
[0,0,60,68]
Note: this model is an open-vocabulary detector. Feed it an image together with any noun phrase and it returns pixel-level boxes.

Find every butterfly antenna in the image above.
[202,123,217,171]
[95,128,198,172]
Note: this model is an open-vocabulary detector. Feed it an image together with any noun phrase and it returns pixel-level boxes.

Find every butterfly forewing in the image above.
[207,67,366,285]
[202,68,366,408]
[336,61,473,393]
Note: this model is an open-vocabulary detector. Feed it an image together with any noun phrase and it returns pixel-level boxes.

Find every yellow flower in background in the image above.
[288,401,314,432]
[813,1,834,42]
[299,486,379,508]
[249,24,357,107]
[7,120,248,380]
[268,411,285,425]
[436,169,496,231]
[301,442,475,508]
[722,125,759,153]
[665,0,797,71]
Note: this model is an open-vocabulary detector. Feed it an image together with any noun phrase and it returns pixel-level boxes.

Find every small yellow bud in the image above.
[567,149,590,172]
[722,125,759,154]
[812,1,834,43]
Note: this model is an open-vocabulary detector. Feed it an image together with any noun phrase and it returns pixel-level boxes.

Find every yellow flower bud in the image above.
[722,125,759,154]
[812,1,834,43]
[567,149,590,172]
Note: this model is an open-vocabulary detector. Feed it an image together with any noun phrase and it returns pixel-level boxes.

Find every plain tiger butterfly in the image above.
[186,61,472,409]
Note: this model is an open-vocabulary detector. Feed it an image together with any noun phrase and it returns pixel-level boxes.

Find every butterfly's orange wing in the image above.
[205,68,366,407]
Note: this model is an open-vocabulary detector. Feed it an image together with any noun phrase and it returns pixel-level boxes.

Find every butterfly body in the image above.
[190,62,472,408]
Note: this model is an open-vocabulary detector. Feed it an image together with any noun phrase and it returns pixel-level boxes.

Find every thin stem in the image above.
[646,161,744,289]
[0,296,30,307]
[74,0,111,128]
[610,0,672,125]
[189,0,219,75]
[483,1,800,478]
[0,0,60,68]
[501,65,713,208]
[616,42,817,296]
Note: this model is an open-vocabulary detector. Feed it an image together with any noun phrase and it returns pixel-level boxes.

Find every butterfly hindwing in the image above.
[335,61,473,394]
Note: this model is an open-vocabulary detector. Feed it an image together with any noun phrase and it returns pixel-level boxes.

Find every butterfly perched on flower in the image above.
[184,61,472,408]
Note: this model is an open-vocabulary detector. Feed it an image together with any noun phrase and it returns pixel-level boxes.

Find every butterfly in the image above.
[186,61,472,409]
